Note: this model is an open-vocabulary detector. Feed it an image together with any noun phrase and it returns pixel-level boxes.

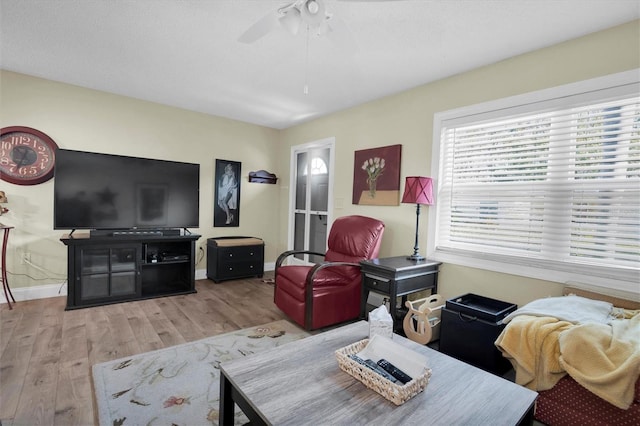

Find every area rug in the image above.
[92,320,309,426]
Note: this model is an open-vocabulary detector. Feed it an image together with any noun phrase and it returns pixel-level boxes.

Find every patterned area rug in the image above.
[92,320,309,426]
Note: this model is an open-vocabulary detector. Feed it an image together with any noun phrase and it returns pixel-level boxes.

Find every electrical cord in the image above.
[22,257,66,278]
[7,271,68,294]
[7,257,68,294]
[7,271,62,281]
[196,246,205,265]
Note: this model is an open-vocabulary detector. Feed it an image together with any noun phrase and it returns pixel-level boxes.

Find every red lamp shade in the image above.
[401,177,433,205]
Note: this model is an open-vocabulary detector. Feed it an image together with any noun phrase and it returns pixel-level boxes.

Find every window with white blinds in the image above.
[430,70,640,289]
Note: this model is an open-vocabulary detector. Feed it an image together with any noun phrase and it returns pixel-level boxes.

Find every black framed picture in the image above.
[214,159,241,227]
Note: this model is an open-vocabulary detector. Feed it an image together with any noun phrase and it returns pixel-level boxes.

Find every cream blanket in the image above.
[559,314,640,409]
[501,295,613,324]
[495,314,573,391]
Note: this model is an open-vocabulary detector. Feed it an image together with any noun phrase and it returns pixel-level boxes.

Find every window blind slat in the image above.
[437,91,640,272]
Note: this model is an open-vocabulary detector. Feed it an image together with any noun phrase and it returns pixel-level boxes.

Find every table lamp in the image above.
[401,177,433,261]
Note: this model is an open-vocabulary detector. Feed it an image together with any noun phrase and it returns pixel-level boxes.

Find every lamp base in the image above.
[406,254,425,261]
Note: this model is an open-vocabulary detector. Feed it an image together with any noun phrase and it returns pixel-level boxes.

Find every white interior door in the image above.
[289,138,335,264]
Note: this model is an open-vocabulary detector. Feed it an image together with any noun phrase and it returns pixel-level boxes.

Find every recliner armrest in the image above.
[306,261,362,284]
[275,249,326,272]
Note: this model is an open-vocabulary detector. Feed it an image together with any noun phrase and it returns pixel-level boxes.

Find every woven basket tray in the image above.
[335,338,432,405]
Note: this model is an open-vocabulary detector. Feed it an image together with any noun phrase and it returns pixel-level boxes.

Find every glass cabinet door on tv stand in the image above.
[76,243,141,305]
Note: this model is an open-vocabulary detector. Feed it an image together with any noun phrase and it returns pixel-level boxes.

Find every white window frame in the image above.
[428,69,640,294]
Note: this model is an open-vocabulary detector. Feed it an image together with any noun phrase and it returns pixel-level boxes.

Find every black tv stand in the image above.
[60,232,201,310]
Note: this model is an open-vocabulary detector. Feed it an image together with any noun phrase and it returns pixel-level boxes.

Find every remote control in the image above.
[348,354,398,383]
[363,359,399,383]
[377,359,413,384]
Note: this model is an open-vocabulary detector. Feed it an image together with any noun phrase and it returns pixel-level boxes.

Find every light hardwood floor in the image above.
[0,274,286,426]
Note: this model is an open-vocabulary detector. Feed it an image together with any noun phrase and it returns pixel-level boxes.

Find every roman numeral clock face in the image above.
[1,126,59,185]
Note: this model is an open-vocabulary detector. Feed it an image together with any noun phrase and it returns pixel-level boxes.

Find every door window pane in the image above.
[294,213,306,260]
[295,152,307,210]
[310,149,330,212]
[309,214,327,263]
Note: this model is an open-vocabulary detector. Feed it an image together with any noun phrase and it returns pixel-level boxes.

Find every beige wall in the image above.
[0,71,281,292]
[277,20,640,307]
[1,20,638,307]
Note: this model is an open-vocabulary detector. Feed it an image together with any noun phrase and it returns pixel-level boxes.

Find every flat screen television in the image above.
[54,149,200,232]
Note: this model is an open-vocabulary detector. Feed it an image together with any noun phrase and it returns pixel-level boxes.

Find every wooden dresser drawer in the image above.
[219,245,263,262]
[217,260,263,279]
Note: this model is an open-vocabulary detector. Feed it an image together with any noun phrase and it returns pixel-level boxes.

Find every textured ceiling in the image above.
[1,0,638,129]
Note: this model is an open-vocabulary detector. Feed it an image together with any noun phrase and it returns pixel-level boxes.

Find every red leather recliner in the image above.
[274,215,385,330]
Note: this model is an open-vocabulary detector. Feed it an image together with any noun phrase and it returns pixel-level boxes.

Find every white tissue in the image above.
[357,334,429,378]
[369,304,393,339]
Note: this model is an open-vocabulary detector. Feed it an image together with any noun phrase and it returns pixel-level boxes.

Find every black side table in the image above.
[360,256,441,332]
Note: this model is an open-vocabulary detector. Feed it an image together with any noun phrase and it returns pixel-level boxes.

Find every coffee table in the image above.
[219,321,537,425]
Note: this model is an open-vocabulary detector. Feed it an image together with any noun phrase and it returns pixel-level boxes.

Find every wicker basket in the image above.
[335,339,432,405]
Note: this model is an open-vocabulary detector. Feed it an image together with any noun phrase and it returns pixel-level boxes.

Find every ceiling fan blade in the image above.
[238,11,281,43]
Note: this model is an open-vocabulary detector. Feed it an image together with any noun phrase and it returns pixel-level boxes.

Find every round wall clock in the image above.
[0,126,59,185]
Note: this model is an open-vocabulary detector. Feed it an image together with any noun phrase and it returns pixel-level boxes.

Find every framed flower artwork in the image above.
[352,144,402,205]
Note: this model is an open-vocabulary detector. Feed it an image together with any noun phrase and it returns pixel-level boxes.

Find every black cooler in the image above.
[439,294,517,376]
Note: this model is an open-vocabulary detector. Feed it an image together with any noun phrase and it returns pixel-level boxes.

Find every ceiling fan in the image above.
[238,0,398,94]
[238,0,396,44]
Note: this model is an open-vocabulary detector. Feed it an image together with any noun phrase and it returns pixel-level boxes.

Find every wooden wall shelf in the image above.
[248,170,277,184]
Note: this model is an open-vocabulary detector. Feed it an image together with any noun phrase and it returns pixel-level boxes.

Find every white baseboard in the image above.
[195,268,207,280]
[0,281,68,305]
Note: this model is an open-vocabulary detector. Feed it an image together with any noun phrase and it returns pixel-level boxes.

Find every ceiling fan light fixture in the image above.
[279,7,302,35]
[300,0,326,26]
[306,0,319,14]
